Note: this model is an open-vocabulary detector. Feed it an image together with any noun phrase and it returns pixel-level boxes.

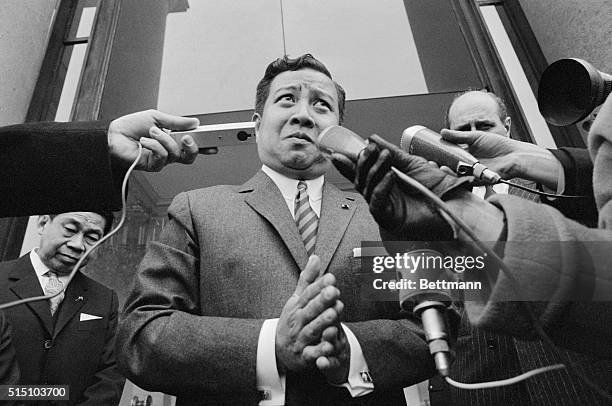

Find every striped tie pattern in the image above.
[45,271,65,316]
[294,181,318,256]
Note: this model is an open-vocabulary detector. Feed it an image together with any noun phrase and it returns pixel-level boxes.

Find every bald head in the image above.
[446,90,511,137]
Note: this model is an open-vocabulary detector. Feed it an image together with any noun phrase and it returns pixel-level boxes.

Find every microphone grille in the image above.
[400,125,425,152]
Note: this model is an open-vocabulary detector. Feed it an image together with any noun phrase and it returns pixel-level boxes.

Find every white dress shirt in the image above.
[256,165,374,405]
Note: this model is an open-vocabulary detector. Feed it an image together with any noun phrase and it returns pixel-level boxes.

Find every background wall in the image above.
[0,0,59,126]
[519,0,612,73]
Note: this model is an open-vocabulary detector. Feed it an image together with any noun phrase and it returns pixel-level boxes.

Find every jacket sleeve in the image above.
[464,196,612,358]
[115,192,262,402]
[543,147,597,226]
[0,120,125,217]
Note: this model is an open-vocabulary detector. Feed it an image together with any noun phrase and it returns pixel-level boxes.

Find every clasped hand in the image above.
[276,256,350,385]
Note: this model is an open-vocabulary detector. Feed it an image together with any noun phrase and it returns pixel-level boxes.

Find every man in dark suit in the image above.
[117,54,436,405]
[424,89,612,405]
[0,211,125,405]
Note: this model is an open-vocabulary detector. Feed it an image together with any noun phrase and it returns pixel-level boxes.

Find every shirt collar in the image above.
[261,165,324,201]
[30,249,51,278]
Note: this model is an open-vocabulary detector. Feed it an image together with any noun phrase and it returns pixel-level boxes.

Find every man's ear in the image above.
[252,113,261,136]
[37,215,51,235]
[504,116,512,137]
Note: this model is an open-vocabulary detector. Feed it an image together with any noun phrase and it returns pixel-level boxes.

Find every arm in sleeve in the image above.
[116,192,263,401]
[343,314,437,390]
[464,195,612,358]
[0,120,125,217]
[542,148,597,225]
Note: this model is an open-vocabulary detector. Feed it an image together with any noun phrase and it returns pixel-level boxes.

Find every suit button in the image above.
[43,339,53,349]
[486,338,496,349]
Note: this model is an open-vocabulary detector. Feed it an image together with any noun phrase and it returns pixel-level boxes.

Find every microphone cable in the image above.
[390,167,612,401]
[0,143,142,312]
[497,178,585,199]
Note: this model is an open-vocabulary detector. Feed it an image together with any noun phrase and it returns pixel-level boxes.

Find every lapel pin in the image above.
[75,296,84,302]
[341,204,350,209]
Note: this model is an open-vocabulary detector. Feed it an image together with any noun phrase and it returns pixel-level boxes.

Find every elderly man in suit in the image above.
[117,54,435,405]
[0,211,125,405]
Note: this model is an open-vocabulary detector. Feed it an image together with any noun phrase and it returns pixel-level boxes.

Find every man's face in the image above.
[447,92,510,136]
[253,68,340,179]
[37,212,106,274]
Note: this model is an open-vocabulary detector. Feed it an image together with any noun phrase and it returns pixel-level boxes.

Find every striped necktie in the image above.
[45,271,65,316]
[294,181,318,256]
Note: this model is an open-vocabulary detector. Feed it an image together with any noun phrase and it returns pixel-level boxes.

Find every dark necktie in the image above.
[294,181,318,256]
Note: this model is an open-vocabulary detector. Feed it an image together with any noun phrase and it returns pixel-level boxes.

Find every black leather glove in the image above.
[331,134,471,240]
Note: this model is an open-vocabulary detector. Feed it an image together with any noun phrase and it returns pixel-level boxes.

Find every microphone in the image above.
[397,246,453,377]
[317,125,367,161]
[400,126,500,184]
[317,125,454,376]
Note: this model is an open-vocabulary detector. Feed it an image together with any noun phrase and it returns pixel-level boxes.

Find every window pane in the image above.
[480,5,556,147]
[158,0,428,115]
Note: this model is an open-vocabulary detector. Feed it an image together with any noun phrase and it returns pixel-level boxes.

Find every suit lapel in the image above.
[243,171,310,270]
[8,255,54,335]
[315,182,357,273]
[242,172,358,274]
[53,272,88,338]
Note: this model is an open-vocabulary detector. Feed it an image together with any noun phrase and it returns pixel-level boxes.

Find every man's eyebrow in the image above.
[454,124,471,131]
[311,87,335,100]
[273,84,301,94]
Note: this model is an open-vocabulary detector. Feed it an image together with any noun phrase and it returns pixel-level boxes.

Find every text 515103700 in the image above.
[0,385,69,400]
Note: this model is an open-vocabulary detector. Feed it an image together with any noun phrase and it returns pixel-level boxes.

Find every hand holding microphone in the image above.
[440,128,563,190]
[402,126,501,184]
[321,127,470,240]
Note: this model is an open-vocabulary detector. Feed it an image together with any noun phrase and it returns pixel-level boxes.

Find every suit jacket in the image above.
[0,255,125,405]
[0,311,19,385]
[0,120,124,217]
[117,170,435,405]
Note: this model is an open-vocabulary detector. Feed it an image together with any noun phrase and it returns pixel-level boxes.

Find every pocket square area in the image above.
[80,313,103,321]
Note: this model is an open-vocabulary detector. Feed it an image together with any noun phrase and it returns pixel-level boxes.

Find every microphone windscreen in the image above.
[396,247,453,312]
[400,125,425,152]
[317,126,367,162]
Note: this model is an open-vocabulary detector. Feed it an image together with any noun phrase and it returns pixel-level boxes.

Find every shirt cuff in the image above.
[338,323,375,397]
[257,318,286,406]
[541,159,566,196]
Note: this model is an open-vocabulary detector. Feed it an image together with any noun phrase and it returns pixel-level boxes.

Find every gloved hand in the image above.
[331,134,471,240]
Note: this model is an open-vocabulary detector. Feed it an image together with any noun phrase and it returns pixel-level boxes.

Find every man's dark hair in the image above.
[444,88,508,128]
[255,54,346,124]
[49,211,114,236]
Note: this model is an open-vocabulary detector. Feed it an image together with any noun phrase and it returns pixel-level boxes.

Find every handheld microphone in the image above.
[397,247,453,377]
[317,126,454,376]
[317,125,367,161]
[400,126,500,184]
